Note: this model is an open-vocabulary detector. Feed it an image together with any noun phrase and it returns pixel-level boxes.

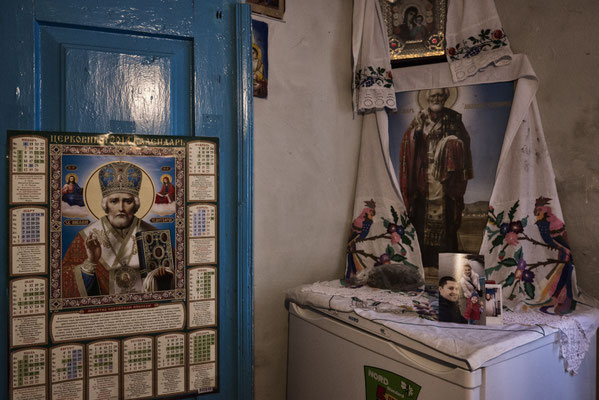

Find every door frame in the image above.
[235,4,254,399]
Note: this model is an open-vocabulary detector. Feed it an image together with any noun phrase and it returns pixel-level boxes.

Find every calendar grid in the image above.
[51,346,84,382]
[157,334,186,369]
[10,278,46,317]
[188,267,217,301]
[87,341,119,377]
[11,139,46,174]
[188,331,216,366]
[123,337,153,373]
[11,349,46,389]
[189,206,216,238]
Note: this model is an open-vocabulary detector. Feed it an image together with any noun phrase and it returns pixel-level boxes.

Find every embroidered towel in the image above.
[344,111,424,285]
[352,0,397,114]
[445,0,513,82]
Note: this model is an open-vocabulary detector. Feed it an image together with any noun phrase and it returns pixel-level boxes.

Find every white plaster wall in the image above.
[494,1,599,300]
[252,1,362,399]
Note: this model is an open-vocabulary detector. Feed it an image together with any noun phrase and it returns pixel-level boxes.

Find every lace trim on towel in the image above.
[503,311,590,374]
[354,66,397,113]
[449,46,512,82]
[446,29,512,82]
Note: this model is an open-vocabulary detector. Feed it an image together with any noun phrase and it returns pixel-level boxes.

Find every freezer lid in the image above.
[289,302,475,371]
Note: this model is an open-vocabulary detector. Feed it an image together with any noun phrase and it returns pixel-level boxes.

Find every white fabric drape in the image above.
[352,0,397,114]
[344,111,424,284]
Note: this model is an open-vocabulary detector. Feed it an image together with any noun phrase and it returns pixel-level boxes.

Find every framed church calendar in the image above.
[7,131,220,399]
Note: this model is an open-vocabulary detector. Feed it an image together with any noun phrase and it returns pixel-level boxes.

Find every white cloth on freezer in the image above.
[286,280,599,373]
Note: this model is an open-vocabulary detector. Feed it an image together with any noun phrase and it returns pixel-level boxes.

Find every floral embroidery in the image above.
[446,29,508,61]
[485,197,577,314]
[354,66,393,90]
[346,201,418,282]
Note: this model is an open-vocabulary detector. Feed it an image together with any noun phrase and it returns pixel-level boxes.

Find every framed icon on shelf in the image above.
[248,0,285,20]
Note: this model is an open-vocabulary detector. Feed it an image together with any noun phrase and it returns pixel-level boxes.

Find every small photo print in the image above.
[484,284,503,325]
[438,253,485,325]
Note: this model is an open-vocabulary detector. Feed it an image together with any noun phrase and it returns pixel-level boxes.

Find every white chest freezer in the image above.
[286,302,597,400]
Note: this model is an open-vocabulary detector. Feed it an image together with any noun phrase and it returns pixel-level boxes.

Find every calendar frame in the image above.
[186,140,218,203]
[6,131,222,399]
[86,339,121,399]
[187,328,218,394]
[155,332,188,398]
[122,336,155,400]
[9,206,48,277]
[9,277,49,348]
[186,203,219,266]
[49,343,85,400]
[187,266,219,329]
[9,347,48,398]
[8,134,48,206]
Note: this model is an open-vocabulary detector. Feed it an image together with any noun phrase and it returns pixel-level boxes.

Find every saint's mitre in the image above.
[98,162,142,197]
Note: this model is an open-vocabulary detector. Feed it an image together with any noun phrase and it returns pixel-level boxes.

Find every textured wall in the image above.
[495,1,599,300]
[252,1,362,399]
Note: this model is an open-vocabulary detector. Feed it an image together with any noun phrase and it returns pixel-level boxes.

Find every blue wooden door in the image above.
[0,1,253,399]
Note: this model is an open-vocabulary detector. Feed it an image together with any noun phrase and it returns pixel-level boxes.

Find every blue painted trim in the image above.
[236,4,254,399]
[192,2,254,399]
[35,0,195,37]
[0,1,36,395]
[37,24,192,135]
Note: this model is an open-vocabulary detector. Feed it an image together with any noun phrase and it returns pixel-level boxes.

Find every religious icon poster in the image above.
[388,82,514,272]
[7,131,220,399]
[252,18,268,98]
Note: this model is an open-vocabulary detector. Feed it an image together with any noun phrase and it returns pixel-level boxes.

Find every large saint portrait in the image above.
[389,82,514,269]
[51,145,185,309]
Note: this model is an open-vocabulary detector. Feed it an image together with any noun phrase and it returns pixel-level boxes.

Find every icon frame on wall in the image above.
[248,0,285,20]
[380,0,447,67]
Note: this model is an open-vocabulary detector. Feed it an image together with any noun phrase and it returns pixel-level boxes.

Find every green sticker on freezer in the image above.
[364,366,421,400]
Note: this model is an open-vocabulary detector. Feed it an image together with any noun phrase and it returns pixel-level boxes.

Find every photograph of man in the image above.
[438,276,467,324]
[399,88,474,267]
[459,255,483,312]
[62,161,174,297]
